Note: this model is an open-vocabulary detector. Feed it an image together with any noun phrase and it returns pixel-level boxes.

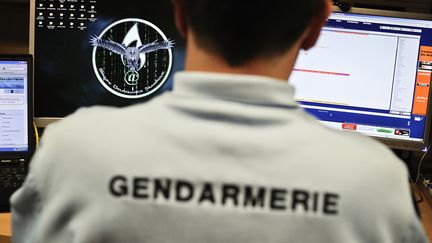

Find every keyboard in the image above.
[0,159,27,190]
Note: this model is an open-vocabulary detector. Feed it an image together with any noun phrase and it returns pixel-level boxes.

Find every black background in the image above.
[93,21,171,97]
[34,0,186,117]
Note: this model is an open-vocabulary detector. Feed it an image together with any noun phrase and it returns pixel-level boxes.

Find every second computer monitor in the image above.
[31,0,185,124]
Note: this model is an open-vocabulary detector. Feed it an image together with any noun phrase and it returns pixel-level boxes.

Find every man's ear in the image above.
[172,0,188,37]
[301,0,332,50]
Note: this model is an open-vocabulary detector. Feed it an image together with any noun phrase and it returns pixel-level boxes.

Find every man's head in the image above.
[173,0,332,78]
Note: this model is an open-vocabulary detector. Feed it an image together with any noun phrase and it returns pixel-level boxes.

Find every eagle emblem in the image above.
[90,37,174,73]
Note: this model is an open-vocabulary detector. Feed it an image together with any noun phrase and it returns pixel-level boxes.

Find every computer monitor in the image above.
[30,0,185,126]
[290,8,432,151]
[0,55,34,211]
[0,55,33,154]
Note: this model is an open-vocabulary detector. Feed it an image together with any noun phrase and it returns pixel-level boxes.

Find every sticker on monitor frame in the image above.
[91,18,174,99]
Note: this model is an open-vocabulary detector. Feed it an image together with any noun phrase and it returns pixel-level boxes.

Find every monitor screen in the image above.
[31,0,185,122]
[0,59,30,153]
[290,11,432,150]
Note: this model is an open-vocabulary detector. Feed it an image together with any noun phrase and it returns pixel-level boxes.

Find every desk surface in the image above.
[0,199,431,242]
[419,195,432,241]
[0,214,10,243]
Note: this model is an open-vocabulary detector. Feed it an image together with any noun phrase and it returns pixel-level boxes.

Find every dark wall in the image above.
[0,0,431,56]
[0,1,29,54]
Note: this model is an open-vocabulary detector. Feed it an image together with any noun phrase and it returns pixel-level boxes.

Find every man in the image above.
[12,0,428,242]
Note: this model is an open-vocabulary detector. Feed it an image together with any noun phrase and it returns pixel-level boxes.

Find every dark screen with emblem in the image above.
[33,0,185,118]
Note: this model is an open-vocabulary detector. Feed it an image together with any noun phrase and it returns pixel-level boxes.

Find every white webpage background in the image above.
[390,37,420,113]
[0,64,28,150]
[290,29,398,110]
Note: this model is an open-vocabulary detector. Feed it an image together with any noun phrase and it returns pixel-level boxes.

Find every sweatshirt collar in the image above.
[173,71,298,108]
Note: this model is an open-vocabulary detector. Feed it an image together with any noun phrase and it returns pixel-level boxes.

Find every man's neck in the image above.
[183,34,300,81]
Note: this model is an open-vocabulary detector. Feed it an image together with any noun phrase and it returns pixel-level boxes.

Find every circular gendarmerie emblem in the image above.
[91,18,173,99]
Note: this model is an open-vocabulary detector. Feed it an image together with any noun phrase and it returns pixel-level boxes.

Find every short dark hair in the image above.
[182,0,325,66]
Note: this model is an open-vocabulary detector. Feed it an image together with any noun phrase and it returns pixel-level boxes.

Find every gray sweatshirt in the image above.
[11,72,428,243]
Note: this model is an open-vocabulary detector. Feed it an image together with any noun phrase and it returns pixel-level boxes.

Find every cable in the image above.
[415,144,431,185]
[410,181,423,204]
[33,122,39,148]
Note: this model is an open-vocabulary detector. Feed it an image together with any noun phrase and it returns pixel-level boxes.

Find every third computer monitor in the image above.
[290,10,432,150]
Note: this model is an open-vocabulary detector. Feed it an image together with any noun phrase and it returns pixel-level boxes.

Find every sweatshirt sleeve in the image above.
[9,126,60,243]
[10,171,42,243]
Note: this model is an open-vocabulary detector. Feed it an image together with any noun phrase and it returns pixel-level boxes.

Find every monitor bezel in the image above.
[29,3,432,150]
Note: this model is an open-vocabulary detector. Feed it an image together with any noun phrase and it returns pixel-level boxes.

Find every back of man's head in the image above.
[181,0,327,66]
